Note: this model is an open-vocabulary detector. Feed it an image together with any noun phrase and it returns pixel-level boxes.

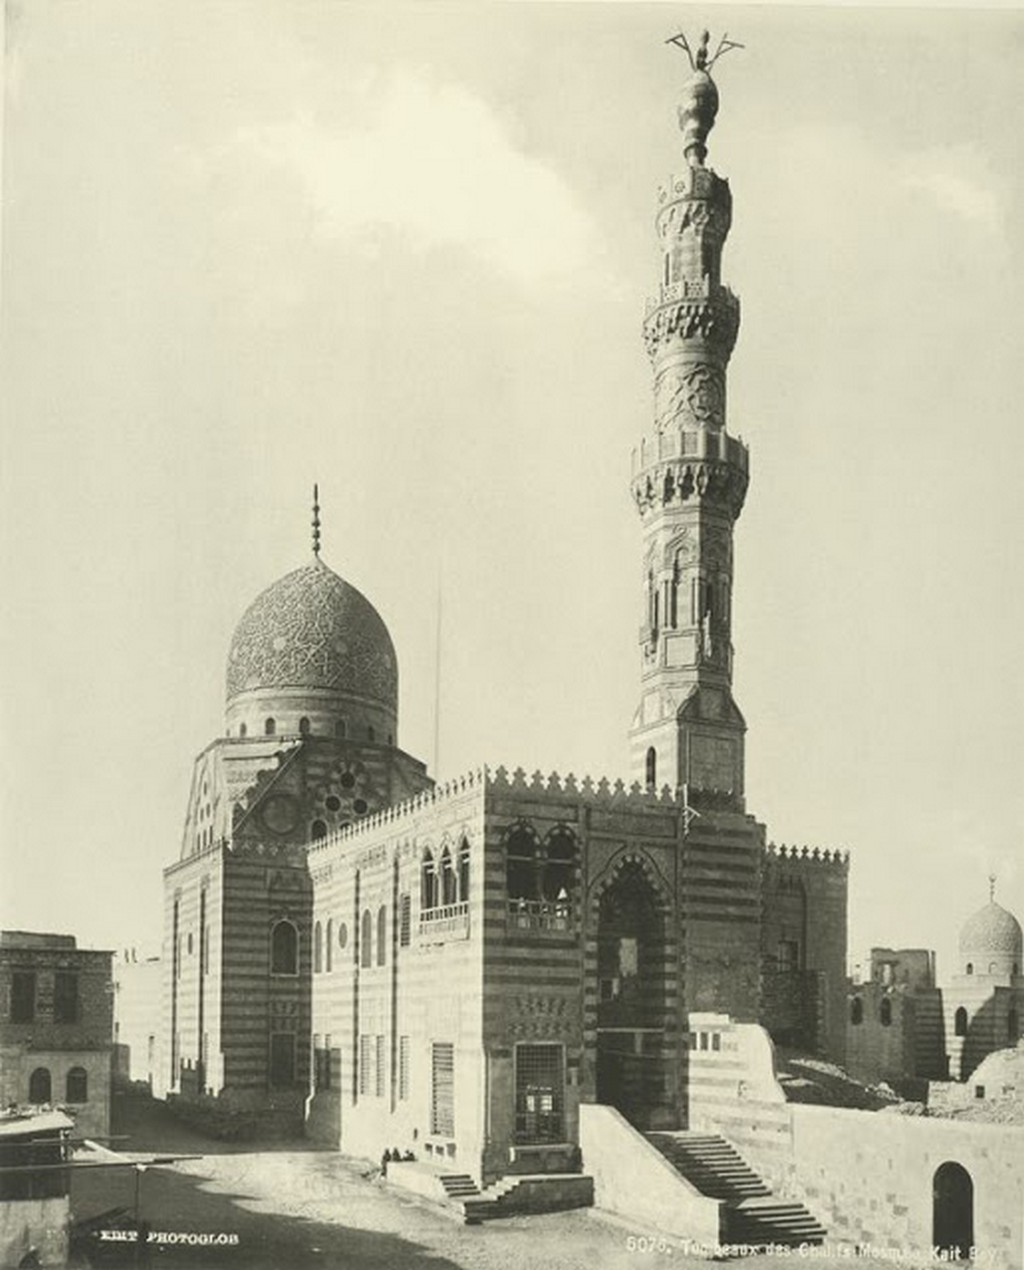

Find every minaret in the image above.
[630,32,749,802]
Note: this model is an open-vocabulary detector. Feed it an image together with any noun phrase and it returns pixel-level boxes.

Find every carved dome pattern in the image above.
[959,901,1023,957]
[226,558,397,708]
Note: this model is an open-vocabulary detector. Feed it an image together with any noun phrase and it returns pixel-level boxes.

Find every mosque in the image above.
[155,39,855,1177]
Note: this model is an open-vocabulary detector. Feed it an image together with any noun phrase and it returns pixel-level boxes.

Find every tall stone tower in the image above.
[630,38,749,802]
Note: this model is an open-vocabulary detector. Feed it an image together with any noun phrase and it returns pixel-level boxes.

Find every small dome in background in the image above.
[959,901,1023,959]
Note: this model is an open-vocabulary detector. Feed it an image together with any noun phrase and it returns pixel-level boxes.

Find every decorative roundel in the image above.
[226,558,397,710]
[262,794,299,836]
[325,795,341,813]
[340,772,356,789]
[338,922,348,949]
[353,799,368,816]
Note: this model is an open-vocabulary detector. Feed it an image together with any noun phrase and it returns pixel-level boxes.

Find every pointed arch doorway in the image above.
[592,857,678,1128]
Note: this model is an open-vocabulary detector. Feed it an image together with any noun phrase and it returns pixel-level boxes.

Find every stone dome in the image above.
[226,557,397,712]
[959,901,1023,958]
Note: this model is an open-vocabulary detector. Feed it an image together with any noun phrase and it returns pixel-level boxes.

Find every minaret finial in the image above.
[312,483,321,558]
[666,28,744,167]
[989,872,997,903]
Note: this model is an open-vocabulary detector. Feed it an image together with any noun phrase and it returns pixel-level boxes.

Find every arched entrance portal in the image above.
[933,1161,974,1260]
[594,859,675,1128]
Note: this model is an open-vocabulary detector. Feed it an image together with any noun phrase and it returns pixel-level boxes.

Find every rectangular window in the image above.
[269,1032,295,1087]
[10,972,35,1023]
[514,1043,564,1144]
[399,1036,410,1101]
[358,1034,372,1097]
[400,894,411,947]
[54,972,78,1023]
[430,1042,455,1136]
[324,1034,332,1090]
[375,1035,385,1098]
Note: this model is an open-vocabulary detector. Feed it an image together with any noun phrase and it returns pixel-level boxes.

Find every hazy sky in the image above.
[2,2,1022,986]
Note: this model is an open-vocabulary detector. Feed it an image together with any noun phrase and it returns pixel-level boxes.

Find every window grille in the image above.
[421,850,439,911]
[458,838,470,902]
[325,920,333,971]
[431,1042,455,1136]
[399,1036,410,1101]
[359,1034,372,1096]
[440,846,458,905]
[514,1044,564,1144]
[375,1035,385,1098]
[399,894,411,946]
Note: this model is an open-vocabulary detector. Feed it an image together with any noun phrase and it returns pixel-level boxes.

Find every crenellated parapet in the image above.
[765,841,850,872]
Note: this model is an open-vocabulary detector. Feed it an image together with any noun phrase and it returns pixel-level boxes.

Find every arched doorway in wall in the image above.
[592,856,676,1128]
[933,1161,974,1260]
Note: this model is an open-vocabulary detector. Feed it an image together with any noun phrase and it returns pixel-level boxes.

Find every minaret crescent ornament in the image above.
[312,483,321,558]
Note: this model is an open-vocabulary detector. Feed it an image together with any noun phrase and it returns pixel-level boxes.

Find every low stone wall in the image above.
[686,1016,1024,1270]
[579,1103,721,1243]
[786,1106,1023,1270]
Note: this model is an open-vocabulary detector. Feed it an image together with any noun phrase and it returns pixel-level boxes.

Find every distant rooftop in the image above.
[0,931,77,950]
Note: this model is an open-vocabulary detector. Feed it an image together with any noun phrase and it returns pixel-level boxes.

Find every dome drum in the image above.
[225,685,395,746]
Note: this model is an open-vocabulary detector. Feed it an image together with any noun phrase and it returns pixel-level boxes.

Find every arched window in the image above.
[299,716,311,736]
[270,920,298,975]
[264,717,276,737]
[335,719,346,739]
[360,910,373,968]
[850,997,863,1025]
[880,997,892,1027]
[506,823,540,900]
[239,722,247,739]
[1008,1008,1019,1042]
[966,963,974,975]
[989,962,997,974]
[310,819,327,842]
[377,906,387,966]
[458,838,470,903]
[421,849,438,912]
[367,726,375,743]
[325,919,333,972]
[28,1068,51,1103]
[440,845,458,906]
[66,1067,87,1102]
[645,747,656,791]
[542,827,576,902]
[954,1006,968,1037]
[313,921,323,973]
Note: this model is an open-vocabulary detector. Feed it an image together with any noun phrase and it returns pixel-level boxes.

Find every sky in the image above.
[1,2,1023,987]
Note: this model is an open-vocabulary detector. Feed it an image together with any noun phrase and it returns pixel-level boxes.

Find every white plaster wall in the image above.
[579,1103,721,1244]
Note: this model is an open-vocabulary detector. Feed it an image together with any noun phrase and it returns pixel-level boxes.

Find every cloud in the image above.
[903,154,1002,236]
[218,69,608,287]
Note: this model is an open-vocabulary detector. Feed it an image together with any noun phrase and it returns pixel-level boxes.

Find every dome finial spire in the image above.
[312,483,321,558]
[990,872,997,903]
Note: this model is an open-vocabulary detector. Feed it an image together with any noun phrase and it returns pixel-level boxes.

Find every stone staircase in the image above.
[647,1131,826,1247]
[438,1173,482,1201]
[439,1172,592,1223]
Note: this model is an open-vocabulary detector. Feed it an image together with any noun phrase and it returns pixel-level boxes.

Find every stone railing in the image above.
[506,898,573,932]
[418,901,470,941]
